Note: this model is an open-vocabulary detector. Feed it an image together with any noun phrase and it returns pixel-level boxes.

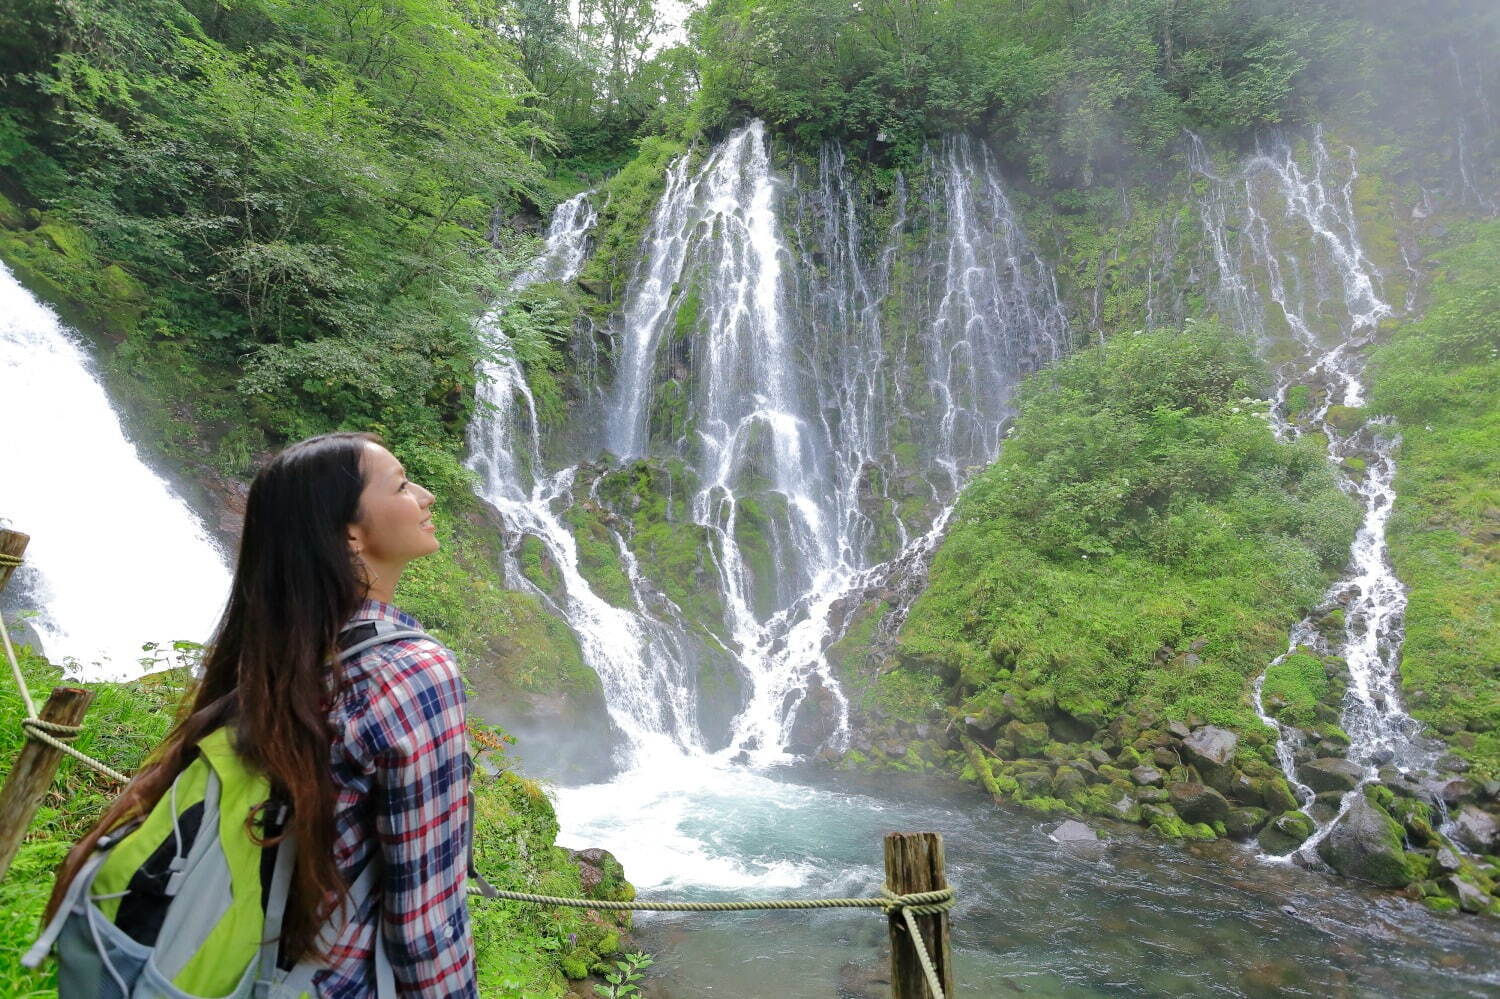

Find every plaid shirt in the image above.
[318,600,476,999]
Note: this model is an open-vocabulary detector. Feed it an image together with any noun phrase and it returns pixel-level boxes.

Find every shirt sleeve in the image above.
[363,639,477,998]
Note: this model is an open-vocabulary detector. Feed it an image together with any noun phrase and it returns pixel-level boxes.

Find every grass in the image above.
[894,322,1360,745]
[0,643,625,996]
[1369,220,1500,778]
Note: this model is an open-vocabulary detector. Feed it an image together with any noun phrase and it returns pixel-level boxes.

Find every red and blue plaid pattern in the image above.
[319,599,476,998]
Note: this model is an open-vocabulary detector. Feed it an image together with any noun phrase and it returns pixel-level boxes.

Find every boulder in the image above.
[1131,765,1164,787]
[1430,777,1477,806]
[1451,805,1499,854]
[1297,757,1365,794]
[1433,844,1463,874]
[786,676,841,754]
[1003,720,1051,757]
[1165,720,1192,740]
[1169,782,1232,825]
[1440,875,1494,915]
[1259,811,1315,855]
[1052,766,1088,800]
[1316,796,1416,888]
[1016,768,1054,797]
[1152,747,1180,768]
[1049,820,1099,843]
[1107,795,1142,823]
[1225,807,1270,841]
[1253,776,1300,815]
[1181,725,1238,769]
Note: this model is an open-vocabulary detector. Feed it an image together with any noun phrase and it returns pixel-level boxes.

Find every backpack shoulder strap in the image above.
[337,619,435,663]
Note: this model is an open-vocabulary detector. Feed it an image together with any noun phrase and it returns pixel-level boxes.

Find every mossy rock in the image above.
[1323,404,1365,433]
[1259,810,1315,854]
[0,191,27,230]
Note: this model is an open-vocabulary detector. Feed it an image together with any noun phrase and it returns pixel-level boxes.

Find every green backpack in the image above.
[24,625,427,999]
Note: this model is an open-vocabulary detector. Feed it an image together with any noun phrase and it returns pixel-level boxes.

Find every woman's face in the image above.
[346,442,439,586]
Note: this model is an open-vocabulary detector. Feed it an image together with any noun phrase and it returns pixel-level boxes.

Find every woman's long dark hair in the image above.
[46,431,380,962]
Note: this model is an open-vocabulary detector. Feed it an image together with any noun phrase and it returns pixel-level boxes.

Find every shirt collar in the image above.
[346,598,424,631]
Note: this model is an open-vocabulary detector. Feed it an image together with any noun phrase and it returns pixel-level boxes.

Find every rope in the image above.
[1,583,130,784]
[470,883,955,998]
[0,552,23,567]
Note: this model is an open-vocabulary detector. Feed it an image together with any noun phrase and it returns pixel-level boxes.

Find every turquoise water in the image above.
[552,762,1500,997]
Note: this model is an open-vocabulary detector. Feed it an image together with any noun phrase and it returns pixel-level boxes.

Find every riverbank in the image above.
[0,646,633,996]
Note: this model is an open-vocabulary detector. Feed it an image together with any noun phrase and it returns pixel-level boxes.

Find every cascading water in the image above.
[588,123,1068,762]
[0,261,229,677]
[1191,130,1440,859]
[467,123,1069,890]
[468,193,708,759]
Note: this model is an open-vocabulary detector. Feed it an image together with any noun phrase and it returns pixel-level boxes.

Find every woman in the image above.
[45,432,477,998]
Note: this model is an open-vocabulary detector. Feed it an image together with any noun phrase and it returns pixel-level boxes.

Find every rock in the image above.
[1003,720,1050,756]
[1182,725,1238,769]
[1259,811,1315,855]
[1297,757,1365,793]
[1016,768,1054,797]
[1049,820,1099,843]
[1225,807,1270,841]
[786,675,842,754]
[1309,791,1346,824]
[1437,753,1471,773]
[1433,844,1463,874]
[576,276,611,300]
[1166,720,1192,740]
[1132,786,1169,804]
[1224,773,1260,805]
[1052,766,1088,800]
[1169,782,1232,825]
[1316,797,1416,888]
[1152,746,1180,768]
[1087,747,1113,767]
[1451,805,1499,854]
[1107,795,1142,823]
[1131,765,1164,787]
[1253,776,1300,815]
[569,847,628,899]
[1431,777,1477,806]
[1441,875,1493,914]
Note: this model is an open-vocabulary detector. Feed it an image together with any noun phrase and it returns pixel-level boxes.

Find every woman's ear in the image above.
[346,523,366,556]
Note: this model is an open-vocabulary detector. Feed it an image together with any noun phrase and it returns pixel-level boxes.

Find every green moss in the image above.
[562,504,635,610]
[1262,651,1332,728]
[577,136,687,302]
[1369,221,1500,779]
[894,323,1358,797]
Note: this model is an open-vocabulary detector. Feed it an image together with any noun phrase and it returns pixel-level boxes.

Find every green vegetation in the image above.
[1370,221,1500,778]
[0,648,626,996]
[1261,651,1332,729]
[897,322,1358,741]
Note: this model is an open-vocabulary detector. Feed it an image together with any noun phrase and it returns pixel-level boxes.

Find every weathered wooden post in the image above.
[0,529,98,882]
[884,831,954,999]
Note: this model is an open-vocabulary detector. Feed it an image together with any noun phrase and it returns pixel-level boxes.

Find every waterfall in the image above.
[472,122,1068,766]
[1191,130,1439,859]
[0,261,229,678]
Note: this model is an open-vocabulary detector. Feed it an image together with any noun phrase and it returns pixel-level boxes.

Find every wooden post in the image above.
[0,529,27,595]
[884,831,954,999]
[0,686,95,881]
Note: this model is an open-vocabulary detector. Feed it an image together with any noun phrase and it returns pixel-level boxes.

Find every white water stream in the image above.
[1192,130,1440,859]
[0,261,229,677]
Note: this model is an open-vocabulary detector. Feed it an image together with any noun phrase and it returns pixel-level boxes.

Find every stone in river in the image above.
[1258,811,1314,855]
[1224,807,1270,841]
[1181,725,1238,769]
[1168,782,1232,825]
[1297,757,1365,793]
[1049,820,1099,844]
[1440,875,1494,914]
[1451,804,1499,854]
[1316,796,1416,888]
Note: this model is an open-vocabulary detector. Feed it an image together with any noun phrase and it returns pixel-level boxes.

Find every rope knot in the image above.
[878,885,955,917]
[23,718,82,741]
